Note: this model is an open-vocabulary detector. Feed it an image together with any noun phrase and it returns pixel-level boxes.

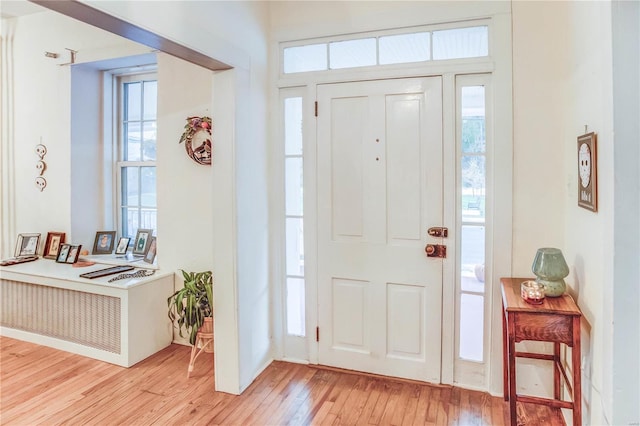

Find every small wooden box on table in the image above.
[501,277,582,426]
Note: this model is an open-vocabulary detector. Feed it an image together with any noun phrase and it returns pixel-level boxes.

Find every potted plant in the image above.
[167,270,213,345]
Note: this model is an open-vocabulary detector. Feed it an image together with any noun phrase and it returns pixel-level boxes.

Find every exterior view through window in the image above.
[459,84,486,363]
[118,74,158,241]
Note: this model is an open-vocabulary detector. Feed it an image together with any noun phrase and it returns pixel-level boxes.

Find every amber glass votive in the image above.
[521,280,545,304]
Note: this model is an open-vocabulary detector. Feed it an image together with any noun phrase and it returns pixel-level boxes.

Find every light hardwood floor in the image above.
[0,337,563,425]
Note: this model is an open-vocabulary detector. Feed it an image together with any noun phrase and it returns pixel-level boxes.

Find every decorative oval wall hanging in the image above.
[179,116,212,165]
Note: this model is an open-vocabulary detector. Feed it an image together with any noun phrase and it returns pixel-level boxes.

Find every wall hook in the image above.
[58,48,77,66]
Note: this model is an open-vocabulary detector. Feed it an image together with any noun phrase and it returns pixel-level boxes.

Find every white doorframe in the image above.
[272,15,513,394]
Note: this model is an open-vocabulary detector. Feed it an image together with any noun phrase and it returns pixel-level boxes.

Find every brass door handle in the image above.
[425,244,447,258]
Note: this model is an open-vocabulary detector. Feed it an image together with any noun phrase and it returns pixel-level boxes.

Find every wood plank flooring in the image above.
[0,337,564,425]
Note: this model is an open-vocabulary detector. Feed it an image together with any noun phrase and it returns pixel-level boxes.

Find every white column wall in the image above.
[77,0,272,394]
[155,52,214,346]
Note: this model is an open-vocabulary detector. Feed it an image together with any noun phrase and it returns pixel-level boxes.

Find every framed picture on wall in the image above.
[577,132,597,212]
[43,232,66,259]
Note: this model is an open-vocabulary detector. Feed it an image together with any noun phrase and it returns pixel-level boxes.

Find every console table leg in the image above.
[573,317,582,426]
[554,342,561,400]
[503,302,509,401]
[508,313,517,426]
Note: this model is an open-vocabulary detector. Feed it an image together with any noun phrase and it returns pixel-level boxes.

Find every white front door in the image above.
[317,77,444,383]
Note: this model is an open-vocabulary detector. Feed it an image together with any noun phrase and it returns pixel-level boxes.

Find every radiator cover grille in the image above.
[1,279,121,354]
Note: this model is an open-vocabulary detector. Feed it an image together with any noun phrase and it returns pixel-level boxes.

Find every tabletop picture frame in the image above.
[65,244,82,264]
[132,229,153,256]
[14,233,41,257]
[115,237,131,255]
[55,244,71,263]
[92,231,116,255]
[43,232,66,259]
[143,237,157,264]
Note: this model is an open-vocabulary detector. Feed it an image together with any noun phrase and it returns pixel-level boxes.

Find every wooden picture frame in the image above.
[43,232,66,259]
[577,132,598,212]
[92,231,116,255]
[132,229,153,256]
[115,237,131,255]
[14,233,41,257]
[143,237,157,264]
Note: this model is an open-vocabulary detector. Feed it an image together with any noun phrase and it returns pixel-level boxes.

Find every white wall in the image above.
[70,64,104,249]
[1,10,150,255]
[513,2,638,423]
[510,0,570,400]
[563,2,615,424]
[511,2,568,273]
[610,1,640,423]
[156,52,214,345]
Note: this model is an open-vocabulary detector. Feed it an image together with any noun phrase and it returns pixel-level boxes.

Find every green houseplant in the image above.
[167,270,213,345]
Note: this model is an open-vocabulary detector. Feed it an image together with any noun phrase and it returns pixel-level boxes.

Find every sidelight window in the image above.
[284,96,305,337]
[454,75,492,390]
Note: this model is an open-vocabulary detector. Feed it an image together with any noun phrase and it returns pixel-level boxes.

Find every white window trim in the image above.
[279,19,492,78]
[113,71,158,241]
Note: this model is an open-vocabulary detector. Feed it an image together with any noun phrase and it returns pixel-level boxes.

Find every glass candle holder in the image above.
[521,280,545,305]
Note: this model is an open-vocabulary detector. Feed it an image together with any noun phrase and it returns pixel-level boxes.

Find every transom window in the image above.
[282,25,488,74]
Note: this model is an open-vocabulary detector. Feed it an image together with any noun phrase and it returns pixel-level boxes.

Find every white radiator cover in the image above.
[0,261,174,367]
[1,279,121,354]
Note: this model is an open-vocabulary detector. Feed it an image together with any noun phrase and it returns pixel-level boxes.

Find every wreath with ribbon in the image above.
[179,116,212,165]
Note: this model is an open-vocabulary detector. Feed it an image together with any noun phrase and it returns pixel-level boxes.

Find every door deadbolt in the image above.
[427,227,448,238]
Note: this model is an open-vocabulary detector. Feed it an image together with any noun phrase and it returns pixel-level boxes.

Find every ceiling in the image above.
[1,0,45,19]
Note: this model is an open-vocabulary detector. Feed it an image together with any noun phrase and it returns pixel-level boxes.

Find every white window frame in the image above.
[114,72,158,241]
[453,73,493,390]
[279,20,491,78]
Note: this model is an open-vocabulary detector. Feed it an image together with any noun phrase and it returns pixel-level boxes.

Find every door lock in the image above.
[427,227,448,238]
[425,244,447,258]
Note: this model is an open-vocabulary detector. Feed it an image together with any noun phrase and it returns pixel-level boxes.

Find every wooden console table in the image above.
[501,277,582,426]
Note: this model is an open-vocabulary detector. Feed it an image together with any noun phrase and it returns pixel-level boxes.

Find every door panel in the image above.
[317,77,443,383]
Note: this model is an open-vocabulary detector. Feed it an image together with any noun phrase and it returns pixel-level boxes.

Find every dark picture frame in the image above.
[92,231,116,255]
[66,244,82,264]
[14,233,41,257]
[143,237,157,264]
[115,237,131,255]
[56,244,71,263]
[132,229,153,256]
[43,232,66,259]
[57,244,82,264]
[577,132,598,212]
